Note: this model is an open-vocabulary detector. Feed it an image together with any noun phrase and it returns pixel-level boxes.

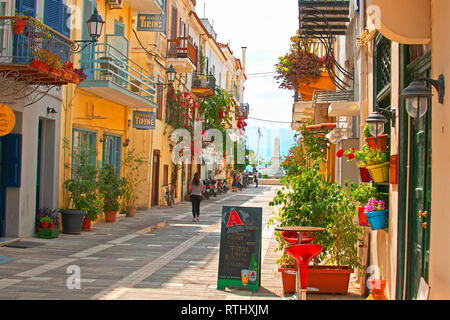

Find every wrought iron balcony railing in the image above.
[79,42,157,104]
[167,36,198,67]
[299,0,350,36]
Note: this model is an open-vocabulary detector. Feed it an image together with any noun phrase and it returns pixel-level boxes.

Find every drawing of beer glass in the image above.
[241,269,250,286]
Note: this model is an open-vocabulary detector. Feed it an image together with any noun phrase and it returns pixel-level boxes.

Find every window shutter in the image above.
[62,3,72,38]
[16,0,36,17]
[3,134,22,188]
[44,0,62,33]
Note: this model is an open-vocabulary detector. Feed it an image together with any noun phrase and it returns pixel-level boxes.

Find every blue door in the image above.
[44,0,72,63]
[13,0,36,63]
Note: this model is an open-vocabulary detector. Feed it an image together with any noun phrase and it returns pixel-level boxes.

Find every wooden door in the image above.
[405,62,432,299]
[151,150,160,206]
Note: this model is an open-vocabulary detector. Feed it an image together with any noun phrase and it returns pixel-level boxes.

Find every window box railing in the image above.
[79,42,156,102]
[167,36,198,67]
[191,72,216,98]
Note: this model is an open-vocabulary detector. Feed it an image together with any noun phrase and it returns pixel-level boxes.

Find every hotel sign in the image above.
[133,111,155,130]
[136,14,166,32]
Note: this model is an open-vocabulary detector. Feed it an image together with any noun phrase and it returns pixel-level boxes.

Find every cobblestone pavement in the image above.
[0,186,363,300]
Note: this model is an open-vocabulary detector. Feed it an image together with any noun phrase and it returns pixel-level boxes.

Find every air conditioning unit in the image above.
[109,0,123,9]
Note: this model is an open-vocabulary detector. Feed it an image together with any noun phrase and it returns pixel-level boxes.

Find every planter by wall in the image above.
[278,268,297,294]
[60,209,86,234]
[359,166,372,182]
[13,19,26,34]
[81,217,92,231]
[126,207,137,218]
[307,265,354,294]
[365,134,388,151]
[105,211,117,223]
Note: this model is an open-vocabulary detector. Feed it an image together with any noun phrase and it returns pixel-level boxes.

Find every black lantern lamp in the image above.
[366,104,396,141]
[73,9,105,52]
[86,9,105,43]
[166,64,176,84]
[401,74,445,120]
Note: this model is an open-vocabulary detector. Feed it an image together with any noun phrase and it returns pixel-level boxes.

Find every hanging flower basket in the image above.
[366,134,389,151]
[365,209,388,230]
[359,166,372,182]
[358,207,370,227]
[366,162,389,183]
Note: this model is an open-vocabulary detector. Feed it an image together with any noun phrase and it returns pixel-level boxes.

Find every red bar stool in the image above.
[285,244,323,300]
[281,231,316,245]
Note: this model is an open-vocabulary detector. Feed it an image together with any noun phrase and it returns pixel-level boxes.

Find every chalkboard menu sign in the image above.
[217,206,262,292]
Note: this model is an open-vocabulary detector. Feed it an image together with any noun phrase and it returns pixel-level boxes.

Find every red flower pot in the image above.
[358,207,370,227]
[81,217,91,231]
[278,268,297,294]
[40,222,50,229]
[13,19,26,34]
[105,211,117,223]
[366,134,388,152]
[359,167,372,182]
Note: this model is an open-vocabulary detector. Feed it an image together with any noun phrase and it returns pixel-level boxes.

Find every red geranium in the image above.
[336,149,345,158]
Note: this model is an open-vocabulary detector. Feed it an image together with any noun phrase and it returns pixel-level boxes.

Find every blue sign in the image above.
[133,111,156,130]
[136,14,166,32]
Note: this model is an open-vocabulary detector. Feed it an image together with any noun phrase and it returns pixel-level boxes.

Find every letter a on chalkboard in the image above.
[226,210,244,227]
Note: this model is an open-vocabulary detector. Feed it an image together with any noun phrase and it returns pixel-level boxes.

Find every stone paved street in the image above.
[0,186,363,300]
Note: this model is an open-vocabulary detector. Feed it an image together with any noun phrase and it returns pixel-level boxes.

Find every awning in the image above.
[328,101,360,117]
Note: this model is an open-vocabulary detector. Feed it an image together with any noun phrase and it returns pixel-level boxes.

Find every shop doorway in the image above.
[0,136,5,237]
[151,150,160,206]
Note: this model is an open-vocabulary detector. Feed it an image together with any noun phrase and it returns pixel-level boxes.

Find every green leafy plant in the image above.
[269,160,364,270]
[337,143,388,167]
[363,123,373,138]
[122,149,147,210]
[98,164,127,213]
[345,182,379,207]
[40,216,53,224]
[63,151,104,221]
[34,48,61,69]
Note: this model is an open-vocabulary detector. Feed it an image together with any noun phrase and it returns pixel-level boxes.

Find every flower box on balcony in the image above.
[13,18,26,35]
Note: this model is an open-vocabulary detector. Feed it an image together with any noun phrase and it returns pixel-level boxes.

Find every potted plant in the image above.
[270,160,364,294]
[345,183,379,227]
[337,144,373,182]
[13,11,28,34]
[364,198,388,230]
[62,151,101,234]
[121,150,147,217]
[39,216,52,229]
[364,123,389,152]
[98,164,127,223]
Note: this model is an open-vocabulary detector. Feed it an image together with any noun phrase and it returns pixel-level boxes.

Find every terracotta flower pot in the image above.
[81,217,91,231]
[126,207,137,218]
[358,207,370,227]
[40,221,49,229]
[307,265,353,294]
[13,19,26,34]
[278,268,297,294]
[366,134,388,151]
[105,211,117,223]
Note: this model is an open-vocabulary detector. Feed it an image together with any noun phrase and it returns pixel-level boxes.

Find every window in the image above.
[156,76,164,120]
[72,128,97,171]
[102,133,122,175]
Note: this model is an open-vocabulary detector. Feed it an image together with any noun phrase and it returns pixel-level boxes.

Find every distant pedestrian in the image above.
[189,172,203,222]
[238,171,243,191]
[254,170,259,188]
[232,171,238,192]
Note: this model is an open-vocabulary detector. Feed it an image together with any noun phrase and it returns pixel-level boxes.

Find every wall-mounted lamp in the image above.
[73,9,105,52]
[366,104,396,138]
[166,64,177,84]
[123,138,130,147]
[401,74,445,119]
[47,107,57,115]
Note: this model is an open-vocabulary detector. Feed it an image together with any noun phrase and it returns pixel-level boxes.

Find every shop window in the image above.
[102,133,122,175]
[72,128,97,172]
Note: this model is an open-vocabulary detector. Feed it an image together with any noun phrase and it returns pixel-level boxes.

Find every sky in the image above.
[196,0,299,160]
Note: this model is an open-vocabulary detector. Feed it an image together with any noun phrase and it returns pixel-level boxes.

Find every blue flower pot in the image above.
[365,210,388,230]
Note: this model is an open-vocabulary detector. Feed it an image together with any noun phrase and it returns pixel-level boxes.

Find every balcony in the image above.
[167,37,198,73]
[0,16,80,87]
[299,0,351,36]
[124,0,164,13]
[77,42,157,109]
[191,73,216,98]
[239,103,249,120]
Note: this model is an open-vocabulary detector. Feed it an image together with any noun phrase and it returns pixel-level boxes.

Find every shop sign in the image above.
[136,14,166,32]
[0,105,15,136]
[133,111,156,130]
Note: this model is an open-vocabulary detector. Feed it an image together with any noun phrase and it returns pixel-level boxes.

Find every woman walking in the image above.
[189,172,203,222]
[232,171,238,192]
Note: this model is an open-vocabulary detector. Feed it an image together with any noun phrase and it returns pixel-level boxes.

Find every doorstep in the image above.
[0,237,21,247]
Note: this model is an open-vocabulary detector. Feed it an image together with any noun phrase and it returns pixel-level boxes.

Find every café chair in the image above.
[281,231,316,245]
[285,244,323,300]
